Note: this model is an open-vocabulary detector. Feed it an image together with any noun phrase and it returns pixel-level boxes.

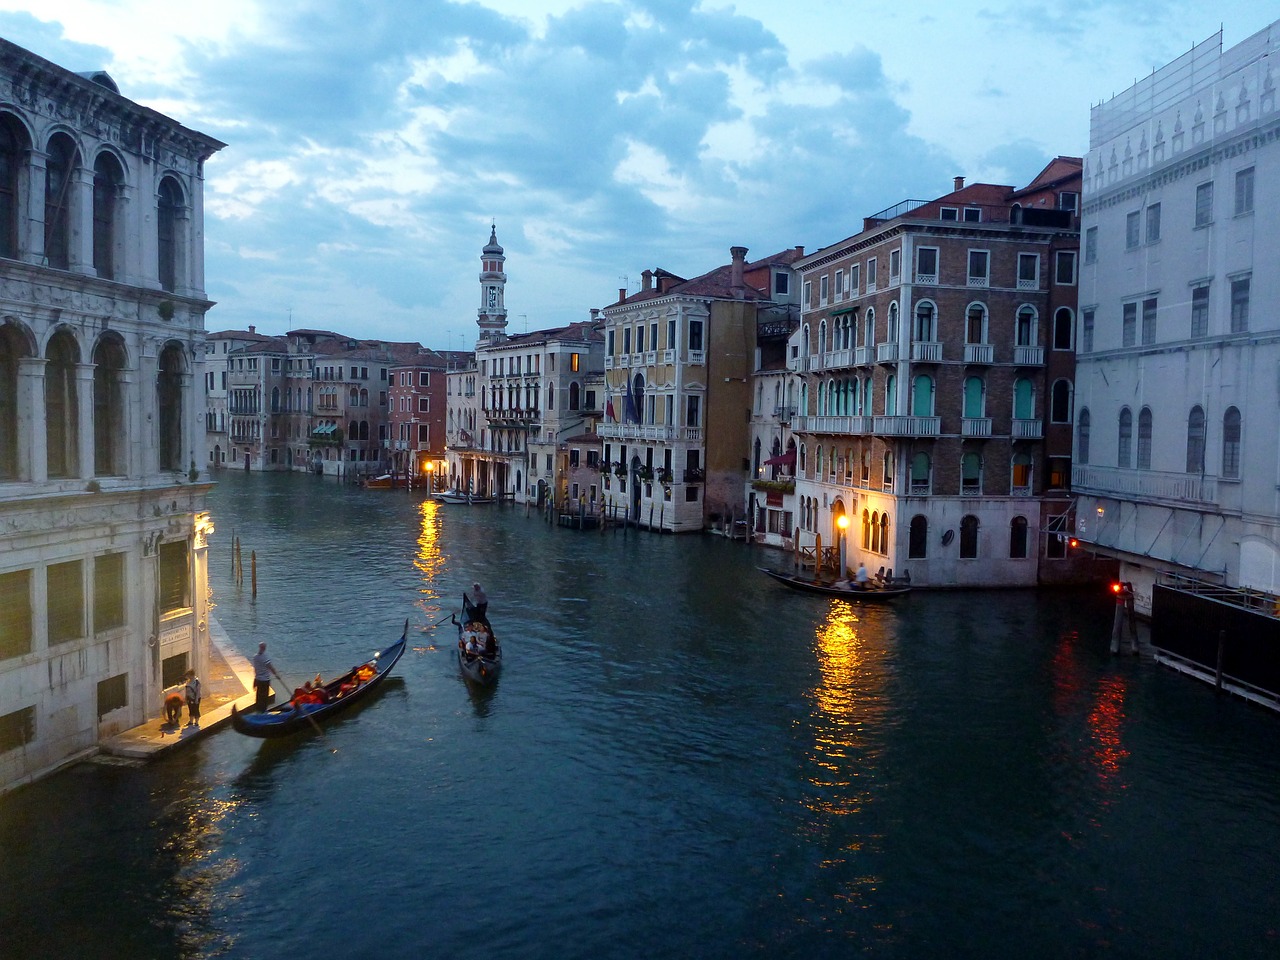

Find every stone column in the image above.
[75,362,94,480]
[18,356,45,482]
[24,149,47,265]
[68,165,94,275]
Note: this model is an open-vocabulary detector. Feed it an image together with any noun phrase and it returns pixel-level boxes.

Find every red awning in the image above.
[763,450,796,467]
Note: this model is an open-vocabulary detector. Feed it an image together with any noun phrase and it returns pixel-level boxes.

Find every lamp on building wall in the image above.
[836,513,849,580]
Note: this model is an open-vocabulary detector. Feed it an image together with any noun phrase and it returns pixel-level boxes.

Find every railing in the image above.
[604,356,614,370]
[688,349,705,365]
[876,342,899,363]
[683,468,705,483]
[644,350,657,365]
[597,423,704,442]
[964,343,994,364]
[795,415,855,435]
[1012,418,1043,439]
[1017,277,1038,290]
[661,349,676,364]
[1013,345,1044,366]
[968,276,989,288]
[773,406,797,421]
[1072,464,1219,504]
[823,348,854,369]
[962,417,992,437]
[911,341,942,362]
[1012,484,1032,497]
[855,346,871,365]
[914,272,937,285]
[872,415,940,436]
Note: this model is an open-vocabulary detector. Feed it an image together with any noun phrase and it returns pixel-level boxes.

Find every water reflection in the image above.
[415,499,446,620]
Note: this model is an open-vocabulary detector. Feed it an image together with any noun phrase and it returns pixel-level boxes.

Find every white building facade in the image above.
[0,41,223,792]
[1074,22,1280,614]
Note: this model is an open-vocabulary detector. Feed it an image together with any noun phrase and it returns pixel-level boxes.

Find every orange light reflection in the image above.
[414,500,446,619]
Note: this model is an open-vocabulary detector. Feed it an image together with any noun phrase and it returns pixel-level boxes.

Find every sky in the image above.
[0,1,1272,350]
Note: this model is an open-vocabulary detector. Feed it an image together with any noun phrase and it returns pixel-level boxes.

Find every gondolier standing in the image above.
[251,642,284,712]
[468,582,490,626]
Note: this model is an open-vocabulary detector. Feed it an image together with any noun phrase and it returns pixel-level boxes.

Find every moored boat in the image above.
[363,474,394,489]
[231,621,408,737]
[455,596,501,684]
[758,567,912,600]
[434,490,494,505]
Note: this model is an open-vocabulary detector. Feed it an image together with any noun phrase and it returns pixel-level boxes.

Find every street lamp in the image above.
[836,513,849,580]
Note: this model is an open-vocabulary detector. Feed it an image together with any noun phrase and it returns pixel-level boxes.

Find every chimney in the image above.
[794,245,804,256]
[730,246,748,299]
[590,308,600,321]
[953,176,965,192]
[248,324,255,334]
[618,287,626,303]
[642,269,653,292]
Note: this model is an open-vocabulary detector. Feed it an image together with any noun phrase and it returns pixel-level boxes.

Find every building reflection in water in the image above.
[802,600,888,897]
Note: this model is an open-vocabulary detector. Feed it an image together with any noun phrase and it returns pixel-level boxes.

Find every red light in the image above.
[1068,538,1079,549]
[1111,582,1122,594]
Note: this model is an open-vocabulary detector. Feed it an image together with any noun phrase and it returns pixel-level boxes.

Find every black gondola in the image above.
[758,567,912,600]
[456,595,501,685]
[231,621,408,738]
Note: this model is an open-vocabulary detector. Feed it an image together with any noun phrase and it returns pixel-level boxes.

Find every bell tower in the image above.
[477,224,508,344]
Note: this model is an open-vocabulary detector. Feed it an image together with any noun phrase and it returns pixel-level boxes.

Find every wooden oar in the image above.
[277,674,328,740]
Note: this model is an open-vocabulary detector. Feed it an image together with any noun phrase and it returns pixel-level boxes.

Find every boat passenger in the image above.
[483,631,497,658]
[854,563,869,589]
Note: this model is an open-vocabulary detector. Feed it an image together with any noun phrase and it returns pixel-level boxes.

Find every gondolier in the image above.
[251,642,283,712]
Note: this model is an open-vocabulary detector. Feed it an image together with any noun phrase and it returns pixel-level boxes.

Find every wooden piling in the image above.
[251,550,257,599]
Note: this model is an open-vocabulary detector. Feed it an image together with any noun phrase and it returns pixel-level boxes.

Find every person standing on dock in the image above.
[183,669,202,727]
[251,642,283,712]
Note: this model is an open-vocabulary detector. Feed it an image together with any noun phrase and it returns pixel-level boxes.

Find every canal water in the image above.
[3,470,1279,959]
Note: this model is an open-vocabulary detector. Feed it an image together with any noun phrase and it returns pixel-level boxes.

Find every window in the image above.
[45,134,76,270]
[834,270,844,300]
[1084,226,1097,264]
[688,320,703,352]
[866,257,877,289]
[1126,211,1140,249]
[1191,284,1210,338]
[802,281,812,307]
[92,153,123,280]
[1082,308,1095,353]
[961,451,982,494]
[1058,192,1078,213]
[1051,380,1073,424]
[967,250,989,286]
[1055,251,1077,285]
[0,117,23,259]
[1015,306,1036,347]
[916,247,938,282]
[1230,276,1250,333]
[417,424,429,443]
[1186,405,1205,474]
[774,271,789,296]
[47,560,83,644]
[1053,308,1073,350]
[963,376,985,418]
[1235,167,1254,216]
[1137,408,1153,470]
[959,515,980,557]
[889,248,901,282]
[940,207,959,221]
[1118,408,1133,468]
[158,540,190,613]
[849,263,859,294]
[882,451,894,487]
[419,372,430,386]
[1222,407,1241,479]
[1076,408,1091,464]
[1195,181,1213,226]
[908,515,928,559]
[685,394,701,427]
[0,705,35,754]
[965,304,987,344]
[1011,453,1032,493]
[1146,203,1161,243]
[93,553,125,633]
[1018,253,1039,288]
[1013,378,1034,420]
[418,397,430,412]
[97,673,128,719]
[963,207,982,223]
[1122,302,1137,347]
[910,453,931,494]
[157,344,184,471]
[157,176,183,292]
[1141,297,1157,345]
[819,275,829,304]
[914,301,936,341]
[0,569,32,660]
[1009,516,1029,559]
[45,332,79,478]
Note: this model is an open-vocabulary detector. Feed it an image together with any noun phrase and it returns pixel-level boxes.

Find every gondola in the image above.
[230,621,408,738]
[434,491,494,505]
[758,567,912,601]
[455,595,501,685]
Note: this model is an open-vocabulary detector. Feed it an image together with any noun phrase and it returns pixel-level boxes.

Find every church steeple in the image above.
[477,223,508,344]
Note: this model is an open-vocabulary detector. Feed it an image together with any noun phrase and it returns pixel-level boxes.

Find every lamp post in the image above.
[836,513,850,580]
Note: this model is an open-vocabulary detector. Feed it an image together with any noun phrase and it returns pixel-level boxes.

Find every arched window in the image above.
[860,448,871,484]
[910,451,931,494]
[1053,307,1074,350]
[1186,405,1205,474]
[914,301,937,342]
[157,343,184,471]
[271,387,281,412]
[960,514,980,559]
[911,374,934,416]
[862,508,871,549]
[1222,406,1241,479]
[1012,452,1032,493]
[882,450,894,488]
[1013,378,1034,420]
[863,307,875,347]
[1051,379,1073,423]
[45,330,79,478]
[752,437,761,475]
[93,336,126,476]
[885,373,897,416]
[1118,407,1133,468]
[798,442,807,475]
[1015,305,1037,347]
[157,176,184,292]
[1009,516,1029,559]
[887,301,899,341]
[1077,408,1091,465]
[871,511,881,553]
[569,382,580,410]
[963,376,985,419]
[908,514,928,559]
[44,134,78,271]
[966,303,987,344]
[818,320,827,353]
[92,152,124,280]
[816,445,823,477]
[880,513,889,555]
[802,324,811,357]
[0,115,26,259]
[349,387,359,406]
[359,388,369,407]
[962,451,982,494]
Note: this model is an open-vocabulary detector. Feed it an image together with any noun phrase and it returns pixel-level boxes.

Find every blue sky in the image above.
[1,1,1271,348]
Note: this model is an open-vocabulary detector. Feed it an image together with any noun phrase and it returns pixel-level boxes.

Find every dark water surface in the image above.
[3,470,1279,959]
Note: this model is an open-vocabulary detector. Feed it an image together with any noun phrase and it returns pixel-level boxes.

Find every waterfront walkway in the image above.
[99,617,260,761]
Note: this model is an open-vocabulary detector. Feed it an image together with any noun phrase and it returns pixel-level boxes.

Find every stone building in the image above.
[789,161,1093,586]
[0,40,223,792]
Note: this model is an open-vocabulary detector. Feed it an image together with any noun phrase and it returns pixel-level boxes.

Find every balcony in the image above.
[688,349,705,365]
[855,345,872,366]
[914,272,937,285]
[964,343,994,364]
[598,423,704,442]
[795,415,855,435]
[683,468,705,483]
[823,347,854,369]
[604,356,615,370]
[911,341,943,362]
[962,417,992,437]
[1013,345,1044,366]
[968,275,989,288]
[661,348,676,364]
[1071,464,1219,505]
[1012,418,1043,439]
[872,415,940,437]
[876,342,899,364]
[1017,277,1038,290]
[644,350,657,365]
[772,405,798,423]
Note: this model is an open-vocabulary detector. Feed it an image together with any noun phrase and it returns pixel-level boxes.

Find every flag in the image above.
[605,397,616,421]
[624,378,639,423]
